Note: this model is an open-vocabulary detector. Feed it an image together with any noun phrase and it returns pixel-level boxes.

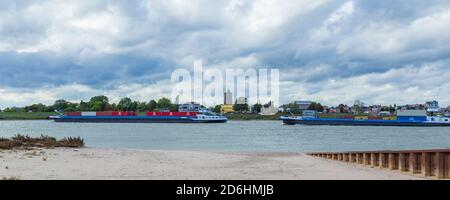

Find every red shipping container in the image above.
[112,111,127,116]
[66,112,81,116]
[96,111,113,116]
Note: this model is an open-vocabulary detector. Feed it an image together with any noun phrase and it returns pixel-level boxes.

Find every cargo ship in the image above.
[51,111,228,123]
[281,110,450,126]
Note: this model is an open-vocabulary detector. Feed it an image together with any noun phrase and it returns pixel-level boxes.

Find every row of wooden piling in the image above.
[308,149,450,179]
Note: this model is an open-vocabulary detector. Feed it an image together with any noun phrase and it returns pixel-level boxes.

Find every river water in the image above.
[0,120,448,152]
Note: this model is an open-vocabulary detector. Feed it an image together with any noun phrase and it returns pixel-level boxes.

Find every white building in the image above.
[236,97,248,105]
[295,100,312,110]
[260,102,278,115]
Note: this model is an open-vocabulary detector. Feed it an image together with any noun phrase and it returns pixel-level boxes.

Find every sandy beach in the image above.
[0,148,422,180]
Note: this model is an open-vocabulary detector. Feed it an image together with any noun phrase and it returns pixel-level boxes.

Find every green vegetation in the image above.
[0,95,180,114]
[224,113,283,120]
[0,134,84,150]
[233,103,249,113]
[0,112,57,120]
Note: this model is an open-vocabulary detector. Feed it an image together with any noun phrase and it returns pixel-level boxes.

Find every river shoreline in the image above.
[0,148,422,180]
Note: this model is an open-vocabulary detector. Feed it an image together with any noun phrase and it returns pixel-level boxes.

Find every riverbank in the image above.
[0,112,56,120]
[0,148,422,180]
[0,112,375,121]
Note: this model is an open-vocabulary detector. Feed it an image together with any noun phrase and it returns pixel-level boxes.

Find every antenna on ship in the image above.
[54,109,64,116]
[287,108,295,117]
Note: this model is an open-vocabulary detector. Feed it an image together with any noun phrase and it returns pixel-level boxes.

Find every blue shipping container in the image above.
[397,116,427,121]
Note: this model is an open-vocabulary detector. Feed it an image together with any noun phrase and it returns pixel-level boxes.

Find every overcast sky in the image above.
[1,0,450,107]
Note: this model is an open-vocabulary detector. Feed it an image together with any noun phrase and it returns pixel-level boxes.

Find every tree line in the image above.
[1,96,178,112]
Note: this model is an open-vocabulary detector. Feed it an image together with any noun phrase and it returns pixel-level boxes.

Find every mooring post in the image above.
[344,153,349,162]
[399,153,409,172]
[357,154,364,164]
[371,153,379,167]
[421,152,432,177]
[350,154,356,163]
[389,153,398,170]
[363,153,371,165]
[379,153,388,168]
[410,153,421,174]
[435,152,447,179]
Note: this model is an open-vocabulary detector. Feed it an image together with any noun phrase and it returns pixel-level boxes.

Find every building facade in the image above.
[295,100,312,110]
[236,97,248,105]
[220,104,234,113]
[224,90,233,105]
[178,102,201,112]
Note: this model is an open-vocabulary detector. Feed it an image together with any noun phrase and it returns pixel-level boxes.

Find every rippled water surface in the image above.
[0,120,449,152]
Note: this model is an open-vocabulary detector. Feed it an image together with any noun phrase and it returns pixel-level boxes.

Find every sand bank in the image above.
[0,148,422,180]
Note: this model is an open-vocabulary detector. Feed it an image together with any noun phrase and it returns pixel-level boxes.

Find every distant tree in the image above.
[233,100,249,113]
[137,102,147,112]
[53,99,68,111]
[212,105,222,113]
[157,98,172,110]
[117,97,133,111]
[252,103,262,114]
[66,102,78,112]
[308,102,324,112]
[78,101,89,111]
[90,101,104,111]
[130,101,139,111]
[64,107,76,112]
[111,103,117,111]
[104,103,113,111]
[146,100,157,111]
[25,103,47,112]
[88,95,109,111]
[281,102,301,114]
[44,105,55,112]
[3,107,14,112]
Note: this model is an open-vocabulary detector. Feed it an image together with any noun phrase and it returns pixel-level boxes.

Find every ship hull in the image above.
[282,118,450,127]
[54,116,227,123]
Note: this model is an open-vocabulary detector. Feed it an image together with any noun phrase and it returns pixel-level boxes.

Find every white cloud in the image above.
[280,60,450,106]
[1,0,450,107]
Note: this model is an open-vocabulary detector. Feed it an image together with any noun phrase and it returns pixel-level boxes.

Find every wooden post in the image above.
[380,153,388,168]
[332,154,338,160]
[357,154,364,164]
[371,153,379,167]
[344,154,349,162]
[350,154,356,163]
[363,153,371,165]
[421,152,432,176]
[410,153,421,174]
[389,153,399,170]
[338,154,343,161]
[399,153,409,172]
[435,152,448,179]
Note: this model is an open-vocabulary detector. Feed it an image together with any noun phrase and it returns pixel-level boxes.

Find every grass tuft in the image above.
[0,134,84,150]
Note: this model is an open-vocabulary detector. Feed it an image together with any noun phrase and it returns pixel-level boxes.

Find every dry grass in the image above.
[1,176,20,180]
[0,134,84,150]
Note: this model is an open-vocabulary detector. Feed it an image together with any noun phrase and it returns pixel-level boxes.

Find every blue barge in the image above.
[281,109,450,126]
